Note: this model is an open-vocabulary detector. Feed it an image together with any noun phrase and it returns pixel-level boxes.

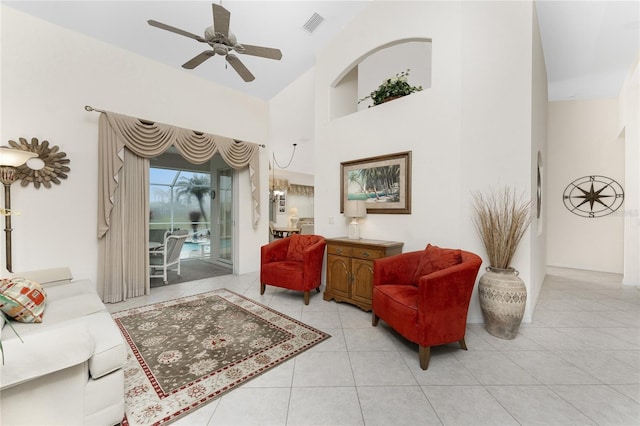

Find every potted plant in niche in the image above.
[472,187,533,339]
[358,69,423,107]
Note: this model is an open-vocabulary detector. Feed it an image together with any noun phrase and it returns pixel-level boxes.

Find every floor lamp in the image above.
[0,146,40,272]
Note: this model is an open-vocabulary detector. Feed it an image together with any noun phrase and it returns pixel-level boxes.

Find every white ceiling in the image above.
[4,1,638,102]
[3,0,369,100]
[536,0,639,101]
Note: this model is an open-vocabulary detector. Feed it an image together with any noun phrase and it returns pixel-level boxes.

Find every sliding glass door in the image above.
[216,168,233,264]
[149,168,211,257]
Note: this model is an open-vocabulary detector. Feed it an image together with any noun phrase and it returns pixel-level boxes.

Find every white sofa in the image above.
[0,268,127,425]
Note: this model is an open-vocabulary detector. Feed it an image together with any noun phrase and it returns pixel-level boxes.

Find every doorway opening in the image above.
[149,153,233,285]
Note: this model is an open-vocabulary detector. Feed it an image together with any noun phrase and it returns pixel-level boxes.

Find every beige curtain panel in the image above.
[97,111,262,302]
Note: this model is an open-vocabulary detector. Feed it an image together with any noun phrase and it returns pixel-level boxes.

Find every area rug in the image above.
[112,289,330,425]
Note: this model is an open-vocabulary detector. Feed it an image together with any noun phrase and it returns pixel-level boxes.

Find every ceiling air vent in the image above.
[302,12,325,34]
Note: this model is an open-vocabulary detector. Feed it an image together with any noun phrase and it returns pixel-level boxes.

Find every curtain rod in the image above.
[84,105,265,148]
[84,105,106,113]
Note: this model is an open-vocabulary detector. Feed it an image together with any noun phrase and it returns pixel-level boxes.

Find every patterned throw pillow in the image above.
[412,244,463,284]
[286,234,320,262]
[0,278,47,323]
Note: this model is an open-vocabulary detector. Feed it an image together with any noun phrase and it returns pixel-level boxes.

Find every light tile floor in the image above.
[107,267,640,425]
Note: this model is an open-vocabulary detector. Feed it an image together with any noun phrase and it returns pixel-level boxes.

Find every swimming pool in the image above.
[181,241,210,259]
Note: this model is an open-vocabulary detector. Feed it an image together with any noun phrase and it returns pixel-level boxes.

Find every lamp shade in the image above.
[344,200,367,218]
[0,147,37,167]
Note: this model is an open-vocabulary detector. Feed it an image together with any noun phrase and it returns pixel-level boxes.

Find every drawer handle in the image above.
[336,248,343,254]
[362,252,370,258]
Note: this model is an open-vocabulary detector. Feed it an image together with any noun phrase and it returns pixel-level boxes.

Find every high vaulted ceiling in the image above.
[4,1,639,102]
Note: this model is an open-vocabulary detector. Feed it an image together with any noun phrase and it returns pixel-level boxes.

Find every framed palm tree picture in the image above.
[340,151,411,214]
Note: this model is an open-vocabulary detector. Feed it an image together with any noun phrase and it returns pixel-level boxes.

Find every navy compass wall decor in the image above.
[562,175,624,218]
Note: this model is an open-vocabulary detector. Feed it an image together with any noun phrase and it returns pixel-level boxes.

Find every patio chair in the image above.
[149,229,188,283]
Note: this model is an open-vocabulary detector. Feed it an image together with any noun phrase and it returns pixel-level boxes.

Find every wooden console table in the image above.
[324,237,403,311]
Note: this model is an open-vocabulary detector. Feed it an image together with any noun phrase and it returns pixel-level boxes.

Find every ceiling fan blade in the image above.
[212,4,230,38]
[148,20,205,42]
[226,54,255,82]
[238,44,283,60]
[182,51,214,69]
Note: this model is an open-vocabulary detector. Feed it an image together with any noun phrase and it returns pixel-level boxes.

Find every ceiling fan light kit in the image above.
[148,3,282,82]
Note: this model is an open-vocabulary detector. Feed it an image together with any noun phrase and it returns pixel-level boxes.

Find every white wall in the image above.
[269,68,316,175]
[620,56,640,286]
[268,68,316,228]
[529,3,549,315]
[314,1,542,323]
[0,6,269,282]
[547,99,625,273]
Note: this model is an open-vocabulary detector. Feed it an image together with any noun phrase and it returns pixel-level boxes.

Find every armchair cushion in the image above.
[286,234,321,261]
[0,278,47,323]
[413,244,462,284]
[373,284,419,341]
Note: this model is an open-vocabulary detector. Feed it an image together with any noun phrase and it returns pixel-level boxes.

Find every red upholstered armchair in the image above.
[260,234,326,305]
[372,244,482,370]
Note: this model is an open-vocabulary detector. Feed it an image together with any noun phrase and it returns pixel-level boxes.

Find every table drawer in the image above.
[327,245,353,257]
[352,248,385,260]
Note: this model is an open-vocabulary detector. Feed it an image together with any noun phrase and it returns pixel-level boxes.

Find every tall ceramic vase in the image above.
[478,267,527,340]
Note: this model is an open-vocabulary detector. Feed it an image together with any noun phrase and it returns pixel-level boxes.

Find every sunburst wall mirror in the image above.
[8,137,71,188]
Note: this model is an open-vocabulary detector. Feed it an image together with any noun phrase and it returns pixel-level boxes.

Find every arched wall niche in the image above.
[330,37,432,120]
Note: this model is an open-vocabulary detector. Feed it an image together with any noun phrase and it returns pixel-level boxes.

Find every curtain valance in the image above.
[98,111,261,238]
[270,178,289,192]
[288,184,314,197]
[269,178,314,196]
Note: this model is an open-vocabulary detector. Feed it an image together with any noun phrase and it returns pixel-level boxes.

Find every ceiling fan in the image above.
[148,3,282,82]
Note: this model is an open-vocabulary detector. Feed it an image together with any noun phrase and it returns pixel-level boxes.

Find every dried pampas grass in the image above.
[472,188,533,269]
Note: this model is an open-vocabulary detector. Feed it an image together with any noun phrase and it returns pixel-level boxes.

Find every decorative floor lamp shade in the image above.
[345,200,367,239]
[0,146,42,272]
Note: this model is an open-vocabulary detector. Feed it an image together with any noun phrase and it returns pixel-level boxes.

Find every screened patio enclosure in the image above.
[149,167,212,259]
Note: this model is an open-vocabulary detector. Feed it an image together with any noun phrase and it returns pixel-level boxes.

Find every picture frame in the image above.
[340,151,411,214]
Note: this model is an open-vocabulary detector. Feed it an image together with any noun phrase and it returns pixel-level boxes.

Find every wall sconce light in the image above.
[0,146,43,272]
[344,200,367,240]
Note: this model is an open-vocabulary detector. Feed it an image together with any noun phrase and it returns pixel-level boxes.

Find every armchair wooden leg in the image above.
[419,345,431,370]
[303,291,310,305]
[260,283,266,295]
[372,312,379,326]
[459,337,467,351]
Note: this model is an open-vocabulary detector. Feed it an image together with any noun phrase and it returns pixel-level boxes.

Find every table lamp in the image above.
[344,200,367,240]
[289,207,298,228]
[0,146,41,272]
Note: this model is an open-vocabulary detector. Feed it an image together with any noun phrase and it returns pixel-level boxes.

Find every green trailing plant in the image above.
[359,69,423,106]
[472,187,533,270]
